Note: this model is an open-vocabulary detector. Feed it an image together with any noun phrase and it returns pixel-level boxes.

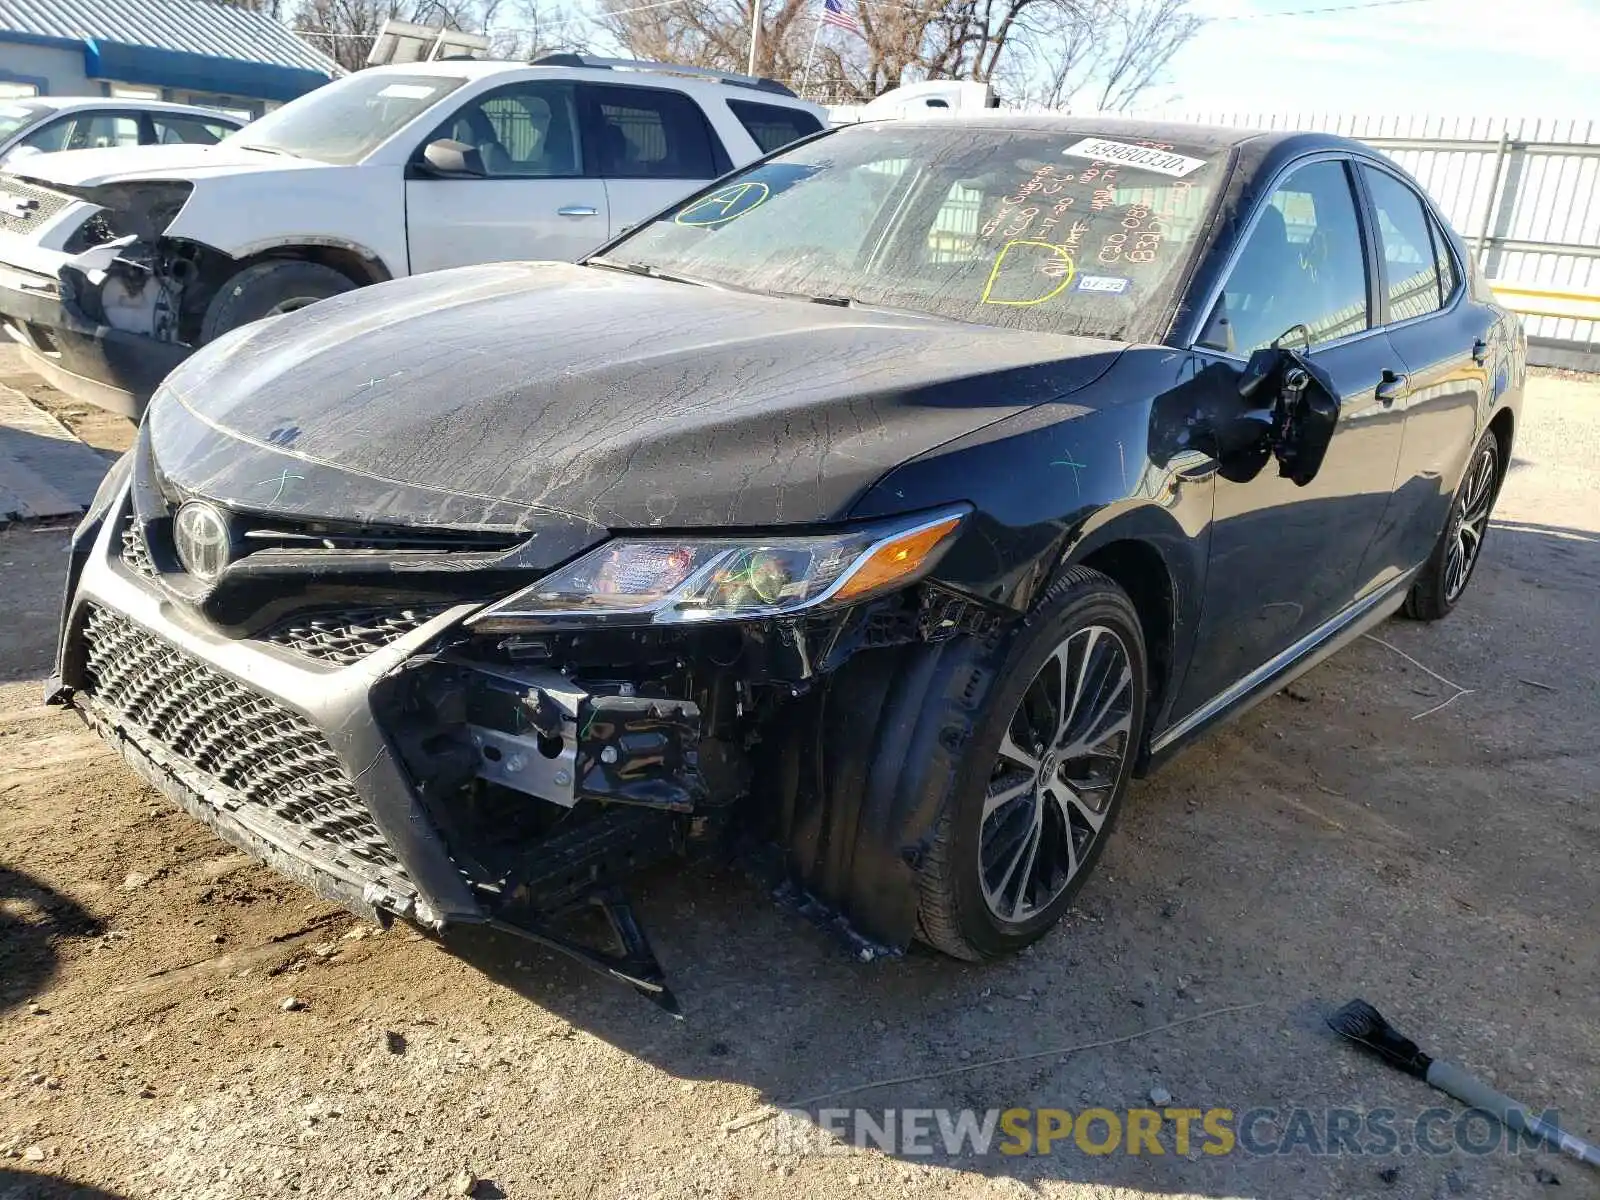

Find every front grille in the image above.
[263,606,450,666]
[0,180,71,237]
[120,518,157,579]
[79,605,407,879]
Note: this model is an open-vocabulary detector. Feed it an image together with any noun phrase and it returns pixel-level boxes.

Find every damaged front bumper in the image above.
[0,258,189,419]
[53,467,995,1009]
[0,178,198,417]
[52,485,745,1009]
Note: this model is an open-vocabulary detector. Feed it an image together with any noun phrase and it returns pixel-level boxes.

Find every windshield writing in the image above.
[607,125,1223,341]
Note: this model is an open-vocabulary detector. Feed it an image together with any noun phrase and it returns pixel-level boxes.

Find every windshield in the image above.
[603,123,1227,341]
[0,102,48,144]
[226,73,467,165]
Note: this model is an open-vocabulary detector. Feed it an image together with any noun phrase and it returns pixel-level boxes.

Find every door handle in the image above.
[557,205,599,217]
[1375,369,1409,406]
[1472,338,1489,365]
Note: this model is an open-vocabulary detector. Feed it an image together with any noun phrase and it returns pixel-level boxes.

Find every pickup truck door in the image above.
[579,83,728,241]
[404,80,609,274]
[1172,156,1409,718]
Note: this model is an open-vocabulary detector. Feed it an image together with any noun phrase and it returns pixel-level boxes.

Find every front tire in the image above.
[1403,428,1502,621]
[917,568,1147,961]
[200,260,356,343]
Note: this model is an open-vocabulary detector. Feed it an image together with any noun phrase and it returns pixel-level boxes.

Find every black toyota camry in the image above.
[51,117,1524,1008]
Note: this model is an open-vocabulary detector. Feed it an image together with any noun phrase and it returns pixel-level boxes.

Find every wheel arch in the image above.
[1054,502,1205,751]
[177,235,393,295]
[1487,404,1515,490]
[172,238,391,344]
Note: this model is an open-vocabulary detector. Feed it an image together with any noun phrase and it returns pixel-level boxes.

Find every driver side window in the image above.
[1202,159,1370,355]
[428,83,582,178]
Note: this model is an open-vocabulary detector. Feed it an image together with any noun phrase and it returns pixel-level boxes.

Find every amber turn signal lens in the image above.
[832,514,964,603]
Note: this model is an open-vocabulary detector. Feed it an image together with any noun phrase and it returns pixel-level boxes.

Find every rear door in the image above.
[581,84,728,240]
[1357,161,1491,571]
[405,80,609,273]
[1173,156,1411,716]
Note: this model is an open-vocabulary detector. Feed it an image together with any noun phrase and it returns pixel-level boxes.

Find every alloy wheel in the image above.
[1444,441,1499,602]
[978,624,1134,924]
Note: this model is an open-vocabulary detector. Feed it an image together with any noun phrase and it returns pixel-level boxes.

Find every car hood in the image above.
[10,142,330,189]
[148,262,1126,533]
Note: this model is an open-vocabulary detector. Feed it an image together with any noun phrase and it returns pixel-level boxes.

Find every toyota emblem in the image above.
[173,501,233,581]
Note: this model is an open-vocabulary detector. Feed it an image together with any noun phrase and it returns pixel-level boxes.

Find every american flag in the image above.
[821,0,863,36]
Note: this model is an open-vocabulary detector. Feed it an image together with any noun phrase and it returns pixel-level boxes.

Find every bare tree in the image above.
[600,0,1201,107]
[488,0,588,60]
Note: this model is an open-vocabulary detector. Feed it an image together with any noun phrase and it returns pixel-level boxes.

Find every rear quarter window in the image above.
[726,100,823,155]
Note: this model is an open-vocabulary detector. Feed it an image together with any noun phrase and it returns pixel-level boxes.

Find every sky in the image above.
[1156,0,1600,118]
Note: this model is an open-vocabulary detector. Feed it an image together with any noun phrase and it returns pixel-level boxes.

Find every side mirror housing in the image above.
[419,138,486,177]
[1235,346,1340,485]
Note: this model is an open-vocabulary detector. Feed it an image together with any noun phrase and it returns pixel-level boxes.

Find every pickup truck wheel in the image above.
[200,261,356,343]
[916,568,1147,961]
[1403,428,1502,621]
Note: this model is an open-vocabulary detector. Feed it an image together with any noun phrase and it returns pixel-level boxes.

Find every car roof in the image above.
[876,112,1366,157]
[19,96,245,122]
[359,59,817,106]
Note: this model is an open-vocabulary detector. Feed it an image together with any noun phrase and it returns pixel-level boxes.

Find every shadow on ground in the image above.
[0,864,103,1017]
[0,1169,129,1200]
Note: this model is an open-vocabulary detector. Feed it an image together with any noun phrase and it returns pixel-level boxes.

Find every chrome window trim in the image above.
[1182,147,1468,363]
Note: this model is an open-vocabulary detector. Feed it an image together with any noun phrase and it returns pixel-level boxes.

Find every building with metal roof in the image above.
[0,0,339,117]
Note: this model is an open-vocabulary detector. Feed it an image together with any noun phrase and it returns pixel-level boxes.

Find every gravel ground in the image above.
[1,374,1596,1200]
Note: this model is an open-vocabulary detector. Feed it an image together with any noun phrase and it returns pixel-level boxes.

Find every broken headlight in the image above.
[470,507,967,630]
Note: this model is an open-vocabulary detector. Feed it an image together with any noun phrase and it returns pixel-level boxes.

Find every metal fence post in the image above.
[1475,129,1513,275]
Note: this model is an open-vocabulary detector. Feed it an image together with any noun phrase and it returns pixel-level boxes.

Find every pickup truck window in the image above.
[228,73,468,166]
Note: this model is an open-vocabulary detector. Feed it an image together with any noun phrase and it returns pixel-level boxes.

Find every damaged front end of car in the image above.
[0,175,204,413]
[56,182,200,347]
[53,457,998,1013]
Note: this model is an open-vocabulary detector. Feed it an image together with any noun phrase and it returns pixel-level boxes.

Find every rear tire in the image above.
[1403,428,1502,621]
[916,568,1147,961]
[200,260,355,343]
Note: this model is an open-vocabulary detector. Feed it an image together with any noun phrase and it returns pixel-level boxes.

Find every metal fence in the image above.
[1149,112,1600,367]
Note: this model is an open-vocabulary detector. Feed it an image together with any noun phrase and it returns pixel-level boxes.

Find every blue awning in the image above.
[0,0,338,102]
[83,39,331,102]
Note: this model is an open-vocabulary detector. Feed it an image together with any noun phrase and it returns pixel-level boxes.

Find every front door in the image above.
[1173,156,1410,716]
[405,80,609,273]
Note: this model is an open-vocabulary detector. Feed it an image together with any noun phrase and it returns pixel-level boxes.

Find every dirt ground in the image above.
[1,371,1596,1200]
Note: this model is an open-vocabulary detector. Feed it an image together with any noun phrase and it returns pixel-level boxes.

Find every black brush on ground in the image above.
[1327,999,1599,1169]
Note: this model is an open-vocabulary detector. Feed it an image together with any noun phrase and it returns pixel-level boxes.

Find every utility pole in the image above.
[746,0,761,76]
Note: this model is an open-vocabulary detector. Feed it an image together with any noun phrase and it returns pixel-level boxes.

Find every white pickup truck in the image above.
[0,56,825,414]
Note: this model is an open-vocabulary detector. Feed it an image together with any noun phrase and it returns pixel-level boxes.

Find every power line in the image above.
[1214,0,1441,19]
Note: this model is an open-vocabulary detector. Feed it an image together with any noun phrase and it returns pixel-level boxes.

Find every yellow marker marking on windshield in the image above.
[981,241,1077,307]
[675,181,771,226]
